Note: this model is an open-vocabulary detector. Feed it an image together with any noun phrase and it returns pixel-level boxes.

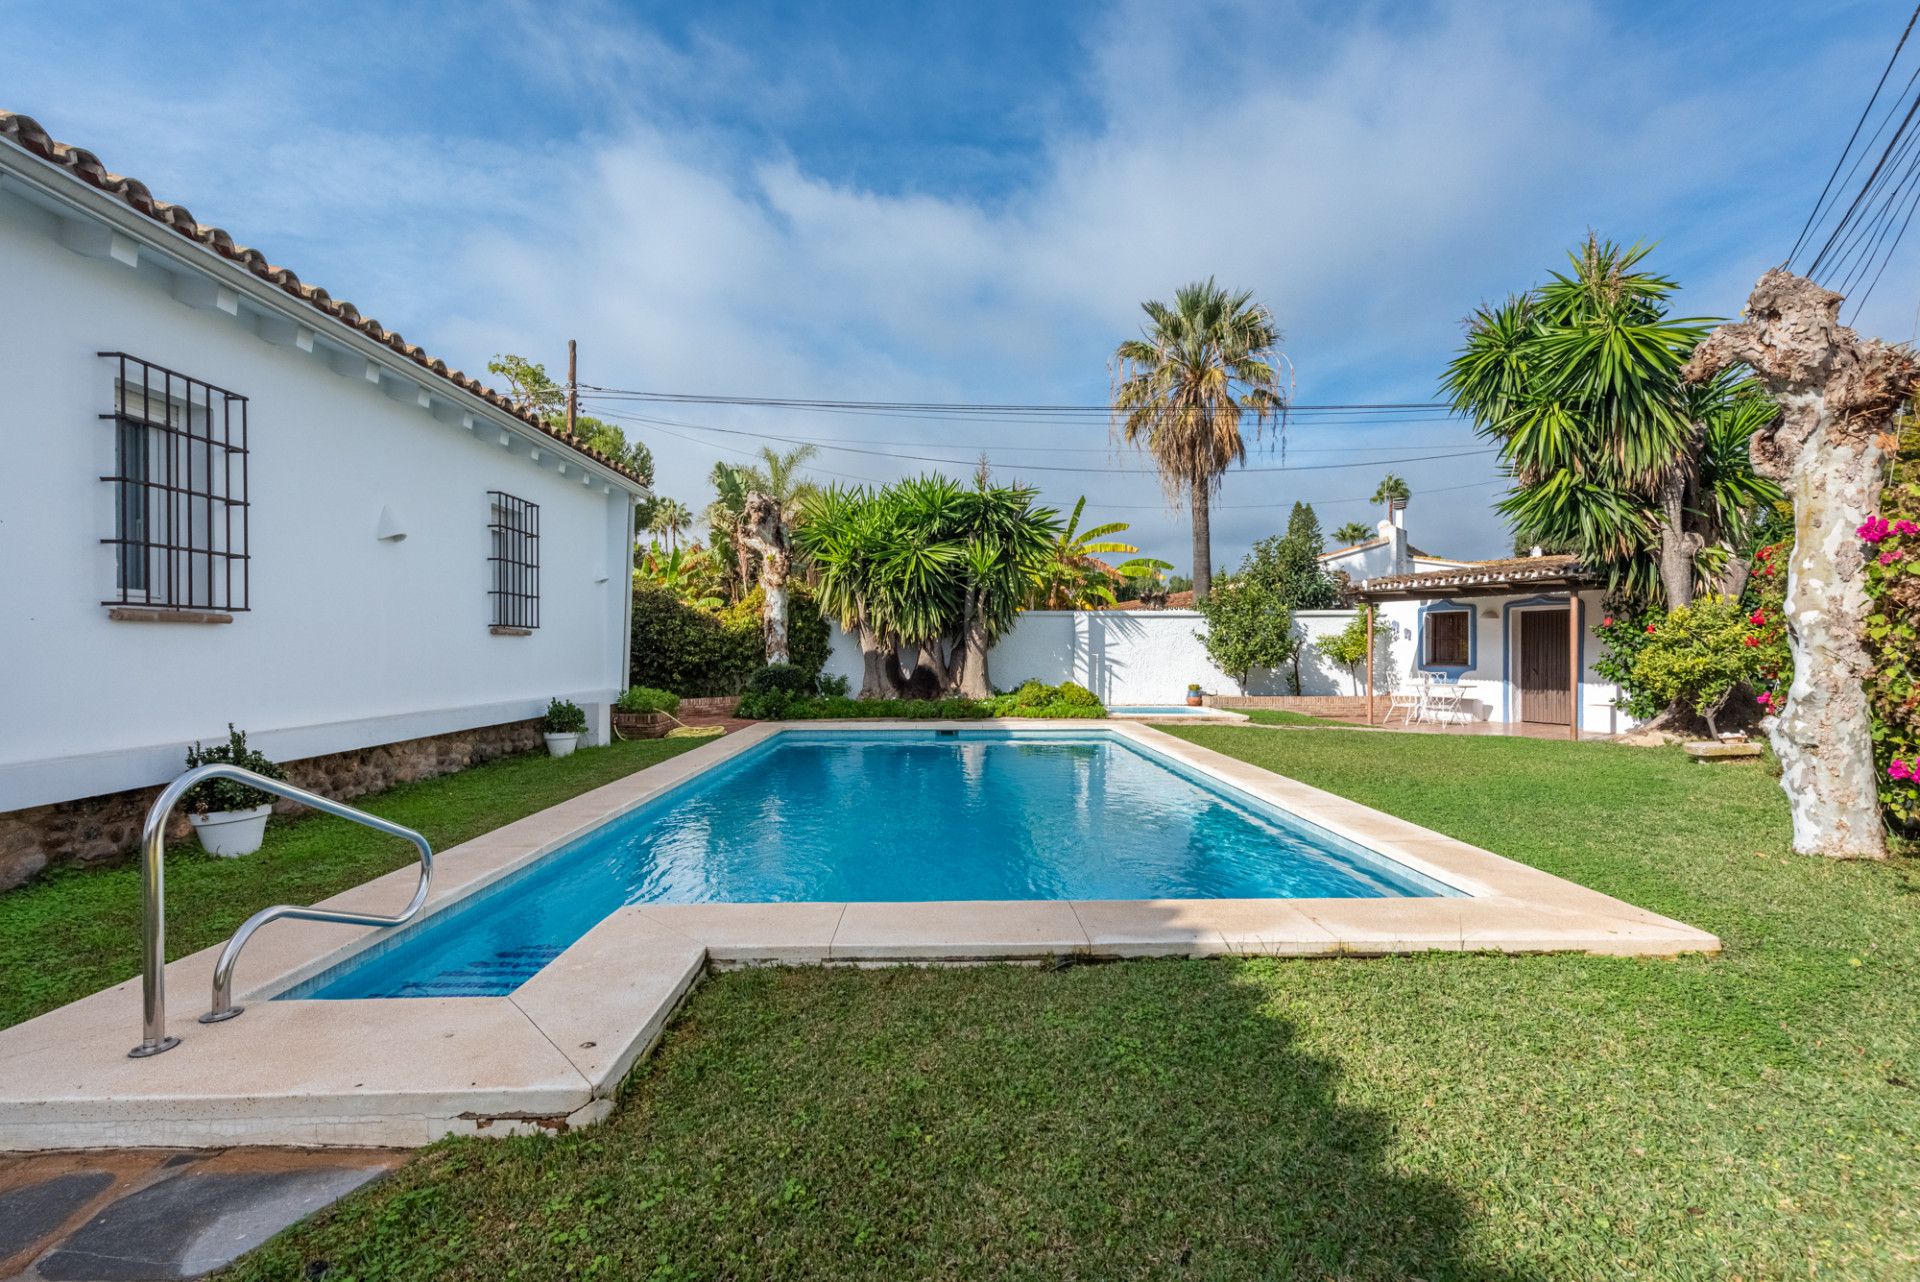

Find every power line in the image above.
[1791,4,1920,264]
[580,385,1451,416]
[590,406,1497,476]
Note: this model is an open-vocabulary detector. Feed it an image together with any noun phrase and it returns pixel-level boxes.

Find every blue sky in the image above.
[4,0,1910,565]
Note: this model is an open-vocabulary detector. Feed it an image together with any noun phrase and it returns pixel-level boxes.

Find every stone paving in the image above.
[0,1147,404,1280]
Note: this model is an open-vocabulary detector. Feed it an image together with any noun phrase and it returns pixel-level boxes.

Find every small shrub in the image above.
[182,725,286,815]
[745,664,817,698]
[1054,681,1100,708]
[615,686,680,715]
[1628,596,1787,738]
[543,698,588,735]
[817,673,852,699]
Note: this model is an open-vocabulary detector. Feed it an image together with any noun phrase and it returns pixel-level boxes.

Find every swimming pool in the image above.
[286,729,1458,1000]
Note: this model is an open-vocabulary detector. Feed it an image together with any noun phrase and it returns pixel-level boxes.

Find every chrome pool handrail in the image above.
[131,763,433,1058]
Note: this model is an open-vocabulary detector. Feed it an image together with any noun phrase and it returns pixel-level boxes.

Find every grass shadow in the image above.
[229,959,1536,1281]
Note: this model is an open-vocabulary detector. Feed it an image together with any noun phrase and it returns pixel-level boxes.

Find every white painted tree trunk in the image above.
[738,492,791,666]
[1686,270,1913,858]
[1770,413,1888,855]
[955,595,992,699]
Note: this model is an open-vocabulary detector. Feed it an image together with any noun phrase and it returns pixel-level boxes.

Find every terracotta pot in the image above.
[612,710,672,740]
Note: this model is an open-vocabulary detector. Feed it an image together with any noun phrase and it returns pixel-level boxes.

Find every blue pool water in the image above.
[286,730,1455,1000]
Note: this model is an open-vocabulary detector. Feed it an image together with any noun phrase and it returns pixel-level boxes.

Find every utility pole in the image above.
[565,338,578,436]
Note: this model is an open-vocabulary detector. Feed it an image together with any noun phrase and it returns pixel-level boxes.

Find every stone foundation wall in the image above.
[0,718,544,892]
[1201,695,1370,719]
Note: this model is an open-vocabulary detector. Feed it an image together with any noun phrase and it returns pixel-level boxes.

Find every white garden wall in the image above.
[822,609,1376,704]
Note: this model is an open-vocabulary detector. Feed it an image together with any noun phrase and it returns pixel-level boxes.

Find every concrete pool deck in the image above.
[0,721,1718,1151]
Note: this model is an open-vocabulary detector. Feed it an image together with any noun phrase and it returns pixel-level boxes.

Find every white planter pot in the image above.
[544,732,581,758]
[187,804,272,858]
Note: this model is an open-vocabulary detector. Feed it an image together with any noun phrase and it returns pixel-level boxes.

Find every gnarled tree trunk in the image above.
[737,492,791,666]
[1684,269,1915,858]
[1655,465,1702,608]
[955,592,993,699]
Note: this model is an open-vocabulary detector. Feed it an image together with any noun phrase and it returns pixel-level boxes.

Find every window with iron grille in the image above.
[488,491,540,629]
[99,352,250,612]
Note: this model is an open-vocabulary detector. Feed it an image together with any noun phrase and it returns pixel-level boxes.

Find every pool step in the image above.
[379,945,567,998]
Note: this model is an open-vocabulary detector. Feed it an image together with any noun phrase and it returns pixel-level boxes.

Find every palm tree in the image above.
[1443,235,1779,605]
[1027,497,1173,609]
[647,498,693,551]
[741,444,821,524]
[1331,520,1374,545]
[1370,473,1410,518]
[1112,279,1286,602]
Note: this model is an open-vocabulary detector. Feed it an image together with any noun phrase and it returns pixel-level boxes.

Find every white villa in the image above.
[0,112,649,887]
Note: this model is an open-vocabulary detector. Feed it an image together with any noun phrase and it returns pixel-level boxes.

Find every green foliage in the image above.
[745,664,817,698]
[1592,598,1668,720]
[1626,596,1787,736]
[1312,613,1389,695]
[817,673,851,699]
[794,475,1058,689]
[1196,576,1297,691]
[1441,236,1780,604]
[614,686,680,715]
[542,698,587,735]
[1261,504,1342,609]
[737,680,1105,722]
[181,724,285,814]
[1370,474,1410,507]
[629,584,830,697]
[485,355,653,484]
[1026,496,1171,609]
[1330,520,1373,546]
[635,541,723,609]
[1865,446,1920,826]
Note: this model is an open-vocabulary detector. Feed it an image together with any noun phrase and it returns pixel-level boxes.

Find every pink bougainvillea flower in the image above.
[1892,758,1916,783]
[1895,519,1919,536]
[1749,609,1765,625]
[1756,692,1773,707]
[1881,550,1901,566]
[1859,516,1891,544]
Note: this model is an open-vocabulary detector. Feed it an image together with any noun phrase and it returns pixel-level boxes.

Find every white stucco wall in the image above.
[822,609,1371,703]
[0,176,641,809]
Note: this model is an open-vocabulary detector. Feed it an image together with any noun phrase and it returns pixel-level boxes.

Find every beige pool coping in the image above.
[0,721,1717,1151]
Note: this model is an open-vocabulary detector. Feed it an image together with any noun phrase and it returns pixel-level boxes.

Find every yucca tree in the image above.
[1026,497,1173,609]
[1112,279,1287,602]
[947,479,1059,697]
[795,486,903,697]
[1443,235,1780,605]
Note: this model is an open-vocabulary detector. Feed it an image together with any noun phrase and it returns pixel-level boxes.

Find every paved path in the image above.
[0,1148,405,1280]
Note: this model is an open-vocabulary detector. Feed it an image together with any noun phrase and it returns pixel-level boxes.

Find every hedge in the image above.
[630,585,829,697]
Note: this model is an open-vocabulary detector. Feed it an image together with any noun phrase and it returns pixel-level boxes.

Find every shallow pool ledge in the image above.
[0,720,1718,1150]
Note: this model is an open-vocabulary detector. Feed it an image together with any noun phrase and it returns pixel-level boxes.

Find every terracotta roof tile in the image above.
[0,110,647,488]
[1354,553,1596,597]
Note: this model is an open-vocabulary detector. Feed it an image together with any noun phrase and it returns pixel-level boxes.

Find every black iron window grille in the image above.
[99,352,250,612]
[488,491,540,629]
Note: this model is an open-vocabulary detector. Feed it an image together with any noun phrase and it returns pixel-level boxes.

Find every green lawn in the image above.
[0,737,698,1031]
[218,727,1920,1281]
[1239,708,1353,726]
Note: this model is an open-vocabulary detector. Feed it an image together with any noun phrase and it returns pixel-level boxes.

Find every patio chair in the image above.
[1384,677,1426,726]
[1422,681,1467,726]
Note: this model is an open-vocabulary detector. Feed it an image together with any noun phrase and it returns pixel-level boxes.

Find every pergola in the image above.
[1346,555,1601,741]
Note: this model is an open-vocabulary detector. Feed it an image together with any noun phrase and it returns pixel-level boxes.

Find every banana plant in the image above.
[1026,496,1174,609]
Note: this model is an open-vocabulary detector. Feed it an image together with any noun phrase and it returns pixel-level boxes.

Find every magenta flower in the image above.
[1881,550,1902,566]
[1756,692,1773,708]
[1892,758,1916,783]
[1895,519,1919,536]
[1859,516,1892,544]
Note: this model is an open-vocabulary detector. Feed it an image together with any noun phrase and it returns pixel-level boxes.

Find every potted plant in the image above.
[542,697,588,757]
[612,686,679,739]
[182,725,286,858]
[1186,682,1204,707]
